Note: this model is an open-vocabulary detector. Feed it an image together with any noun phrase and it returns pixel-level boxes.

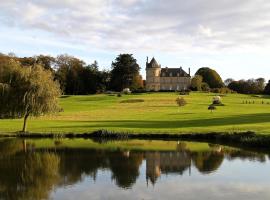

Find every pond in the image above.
[0,138,269,200]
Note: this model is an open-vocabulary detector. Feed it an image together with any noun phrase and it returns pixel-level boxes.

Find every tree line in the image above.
[190,67,270,95]
[0,53,143,95]
[1,52,269,96]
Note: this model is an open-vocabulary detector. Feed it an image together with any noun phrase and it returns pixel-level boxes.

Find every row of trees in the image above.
[226,78,269,94]
[190,66,269,95]
[2,53,269,95]
[0,53,143,95]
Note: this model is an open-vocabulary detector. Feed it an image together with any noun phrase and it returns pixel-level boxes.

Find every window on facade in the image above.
[170,73,172,77]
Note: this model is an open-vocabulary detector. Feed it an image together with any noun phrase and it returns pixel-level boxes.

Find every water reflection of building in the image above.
[146,151,191,185]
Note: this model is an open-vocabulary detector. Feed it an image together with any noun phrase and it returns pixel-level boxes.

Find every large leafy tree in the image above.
[0,59,61,132]
[190,75,203,91]
[17,55,55,71]
[195,67,224,88]
[55,54,85,94]
[110,54,141,91]
[264,80,270,94]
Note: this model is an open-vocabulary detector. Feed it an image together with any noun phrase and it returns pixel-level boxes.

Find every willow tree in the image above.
[0,59,61,132]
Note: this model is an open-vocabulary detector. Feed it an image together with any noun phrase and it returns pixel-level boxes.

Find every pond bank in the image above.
[1,130,270,149]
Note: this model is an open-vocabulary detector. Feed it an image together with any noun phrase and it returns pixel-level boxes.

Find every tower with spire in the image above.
[145,57,161,91]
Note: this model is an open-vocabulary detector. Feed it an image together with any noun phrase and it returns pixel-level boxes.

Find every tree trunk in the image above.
[22,113,29,133]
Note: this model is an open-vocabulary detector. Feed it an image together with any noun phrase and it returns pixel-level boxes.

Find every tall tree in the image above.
[264,80,270,94]
[195,67,224,88]
[224,78,234,86]
[256,78,265,93]
[55,54,85,94]
[35,55,56,71]
[110,54,141,91]
[190,75,203,91]
[0,60,61,132]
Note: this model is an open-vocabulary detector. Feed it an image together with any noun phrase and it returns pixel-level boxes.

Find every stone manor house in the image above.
[145,57,191,91]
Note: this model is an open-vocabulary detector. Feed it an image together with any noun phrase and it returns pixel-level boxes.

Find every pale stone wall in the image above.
[146,68,161,91]
[146,67,190,91]
[160,77,190,91]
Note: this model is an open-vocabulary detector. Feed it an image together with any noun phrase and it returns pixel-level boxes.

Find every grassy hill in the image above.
[0,92,270,134]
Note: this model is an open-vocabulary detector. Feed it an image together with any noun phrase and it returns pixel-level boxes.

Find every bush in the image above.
[132,88,147,93]
[117,93,122,97]
[208,105,216,112]
[176,97,187,107]
[211,87,235,94]
[201,82,210,92]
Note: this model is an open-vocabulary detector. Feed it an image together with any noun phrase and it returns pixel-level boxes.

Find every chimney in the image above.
[188,68,191,76]
[146,56,149,64]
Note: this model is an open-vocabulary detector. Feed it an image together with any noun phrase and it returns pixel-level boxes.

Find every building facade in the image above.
[145,57,191,91]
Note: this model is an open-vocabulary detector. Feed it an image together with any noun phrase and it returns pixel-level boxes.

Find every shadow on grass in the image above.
[60,95,71,98]
[168,112,195,115]
[47,113,270,130]
[261,95,270,99]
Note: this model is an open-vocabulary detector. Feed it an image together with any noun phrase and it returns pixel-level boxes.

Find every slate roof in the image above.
[161,67,190,77]
[146,57,190,77]
[146,57,160,68]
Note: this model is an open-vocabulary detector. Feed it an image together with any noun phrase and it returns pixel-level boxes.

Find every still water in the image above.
[0,138,270,200]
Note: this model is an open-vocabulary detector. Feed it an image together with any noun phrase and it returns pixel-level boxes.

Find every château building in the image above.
[145,57,191,91]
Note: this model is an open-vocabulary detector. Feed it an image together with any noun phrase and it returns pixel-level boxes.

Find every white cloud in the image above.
[1,0,270,54]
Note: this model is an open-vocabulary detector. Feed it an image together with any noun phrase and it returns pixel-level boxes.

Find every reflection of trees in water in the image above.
[225,149,266,162]
[109,151,143,188]
[56,149,144,188]
[0,152,60,200]
[58,149,107,185]
[0,139,23,157]
[192,152,224,174]
[0,138,269,199]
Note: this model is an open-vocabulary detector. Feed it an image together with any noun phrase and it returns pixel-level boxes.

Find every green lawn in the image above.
[0,92,270,134]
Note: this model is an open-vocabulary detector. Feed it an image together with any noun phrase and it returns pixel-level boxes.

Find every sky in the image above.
[0,0,270,80]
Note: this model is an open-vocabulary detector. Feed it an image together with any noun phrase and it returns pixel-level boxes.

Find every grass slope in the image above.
[0,92,270,134]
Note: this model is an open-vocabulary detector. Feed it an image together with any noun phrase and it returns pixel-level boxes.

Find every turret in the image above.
[145,57,161,91]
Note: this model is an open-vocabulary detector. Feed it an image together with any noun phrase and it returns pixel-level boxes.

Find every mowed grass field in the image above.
[0,92,270,134]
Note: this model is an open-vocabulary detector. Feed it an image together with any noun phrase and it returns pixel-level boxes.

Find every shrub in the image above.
[190,75,203,91]
[211,87,235,94]
[201,82,210,92]
[117,93,122,97]
[208,105,216,112]
[132,88,147,93]
[176,97,187,108]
